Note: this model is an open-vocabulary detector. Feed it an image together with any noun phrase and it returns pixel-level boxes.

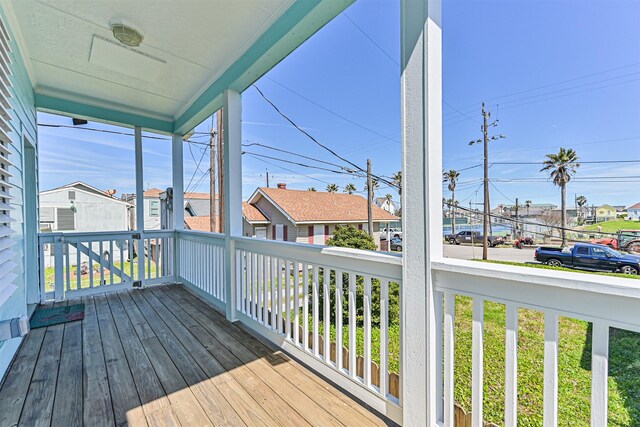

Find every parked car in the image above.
[381,228,402,239]
[444,230,504,247]
[534,242,640,275]
[390,237,403,251]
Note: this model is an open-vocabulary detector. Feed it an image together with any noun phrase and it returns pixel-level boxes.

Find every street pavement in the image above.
[443,244,537,263]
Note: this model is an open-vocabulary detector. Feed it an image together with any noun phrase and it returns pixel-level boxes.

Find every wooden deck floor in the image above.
[0,284,391,427]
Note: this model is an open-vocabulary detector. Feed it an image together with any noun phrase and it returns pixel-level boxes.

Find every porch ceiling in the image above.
[5,0,352,133]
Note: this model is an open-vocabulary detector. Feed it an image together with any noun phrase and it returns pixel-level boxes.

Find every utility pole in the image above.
[515,197,519,238]
[367,159,374,238]
[209,115,217,233]
[469,102,506,260]
[217,108,224,233]
[265,170,270,188]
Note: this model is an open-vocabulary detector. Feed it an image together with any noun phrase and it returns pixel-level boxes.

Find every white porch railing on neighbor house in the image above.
[38,229,174,301]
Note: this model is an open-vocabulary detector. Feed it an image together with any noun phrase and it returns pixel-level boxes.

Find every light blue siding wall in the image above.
[0,5,37,379]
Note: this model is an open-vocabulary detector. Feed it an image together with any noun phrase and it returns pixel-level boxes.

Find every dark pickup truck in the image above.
[534,242,640,275]
[445,230,504,247]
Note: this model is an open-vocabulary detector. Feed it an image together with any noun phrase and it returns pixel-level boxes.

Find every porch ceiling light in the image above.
[111,23,143,47]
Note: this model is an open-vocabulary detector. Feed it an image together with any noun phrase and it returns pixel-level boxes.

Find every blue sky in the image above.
[38,0,639,208]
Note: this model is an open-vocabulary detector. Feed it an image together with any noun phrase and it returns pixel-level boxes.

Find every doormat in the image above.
[30,304,85,329]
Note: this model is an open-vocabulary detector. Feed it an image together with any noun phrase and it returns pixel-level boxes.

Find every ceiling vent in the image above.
[111,23,143,47]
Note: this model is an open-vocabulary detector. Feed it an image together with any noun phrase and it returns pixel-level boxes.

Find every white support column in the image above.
[134,126,145,284]
[172,133,184,281]
[401,0,443,425]
[223,89,242,321]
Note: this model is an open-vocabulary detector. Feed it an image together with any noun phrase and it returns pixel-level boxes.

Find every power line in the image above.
[343,13,399,67]
[246,154,334,186]
[489,181,516,204]
[264,77,400,144]
[242,142,350,170]
[241,150,358,175]
[492,160,640,165]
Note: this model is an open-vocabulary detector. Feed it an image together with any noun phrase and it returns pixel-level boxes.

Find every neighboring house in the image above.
[613,205,627,217]
[137,189,218,230]
[375,197,398,215]
[595,204,617,222]
[39,182,133,267]
[627,202,640,220]
[40,182,131,232]
[244,184,399,245]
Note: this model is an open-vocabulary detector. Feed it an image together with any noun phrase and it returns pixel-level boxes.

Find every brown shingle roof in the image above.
[243,202,269,223]
[184,216,211,232]
[143,188,163,198]
[256,187,399,223]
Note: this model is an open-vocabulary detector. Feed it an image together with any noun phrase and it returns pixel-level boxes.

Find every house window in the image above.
[255,227,267,239]
[149,200,160,217]
[56,208,75,231]
[68,190,75,200]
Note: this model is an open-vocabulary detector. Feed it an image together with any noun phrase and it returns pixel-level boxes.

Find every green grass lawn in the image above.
[44,260,157,292]
[581,220,640,233]
[312,297,640,426]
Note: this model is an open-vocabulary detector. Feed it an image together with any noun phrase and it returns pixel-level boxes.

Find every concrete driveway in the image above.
[443,244,537,262]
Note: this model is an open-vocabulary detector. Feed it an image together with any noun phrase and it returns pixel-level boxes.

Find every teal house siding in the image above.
[0,5,37,379]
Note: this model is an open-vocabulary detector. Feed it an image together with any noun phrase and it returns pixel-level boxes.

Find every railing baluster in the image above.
[244,251,250,314]
[435,290,444,423]
[129,238,134,283]
[265,257,271,327]
[294,261,300,346]
[257,254,263,324]
[278,258,284,334]
[109,240,114,285]
[312,265,319,357]
[505,303,518,427]
[64,241,70,292]
[271,257,277,330]
[364,275,372,386]
[285,259,292,340]
[472,297,484,426]
[76,242,81,290]
[544,311,558,427]
[335,270,343,370]
[349,272,356,379]
[302,262,309,348]
[99,241,104,286]
[591,322,609,427]
[380,279,389,397]
[323,267,330,363]
[444,292,455,427]
[88,240,94,289]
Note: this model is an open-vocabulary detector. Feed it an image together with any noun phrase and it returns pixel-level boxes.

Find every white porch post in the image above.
[401,0,443,425]
[223,89,242,321]
[172,133,184,281]
[134,126,145,285]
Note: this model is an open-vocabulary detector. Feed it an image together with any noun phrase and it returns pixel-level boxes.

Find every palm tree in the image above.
[392,171,402,196]
[384,194,393,212]
[576,195,587,224]
[443,169,460,233]
[343,183,356,194]
[364,179,379,192]
[326,183,339,193]
[308,187,316,192]
[525,200,532,216]
[541,148,580,246]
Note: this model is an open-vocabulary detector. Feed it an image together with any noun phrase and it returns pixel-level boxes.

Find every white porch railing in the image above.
[38,229,174,301]
[432,258,640,427]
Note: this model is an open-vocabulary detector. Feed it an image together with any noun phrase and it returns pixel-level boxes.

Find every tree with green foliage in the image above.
[343,183,356,194]
[326,183,339,193]
[317,225,400,327]
[307,187,316,192]
[541,148,580,246]
[576,195,587,224]
[443,169,460,233]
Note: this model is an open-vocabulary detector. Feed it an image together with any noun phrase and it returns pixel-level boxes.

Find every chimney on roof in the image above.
[277,183,286,189]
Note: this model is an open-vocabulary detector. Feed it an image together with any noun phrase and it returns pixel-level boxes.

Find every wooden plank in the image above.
[51,319,83,427]
[81,296,115,427]
[120,290,260,426]
[151,285,341,427]
[107,293,243,425]
[19,318,65,426]
[93,294,147,427]
[141,286,311,427]
[169,285,387,426]
[0,328,46,426]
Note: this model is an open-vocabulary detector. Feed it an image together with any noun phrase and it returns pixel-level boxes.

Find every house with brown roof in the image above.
[628,202,640,221]
[243,184,399,245]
